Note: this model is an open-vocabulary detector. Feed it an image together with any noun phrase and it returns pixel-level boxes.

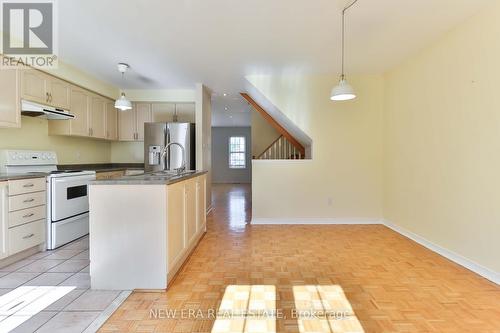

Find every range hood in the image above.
[21,100,75,120]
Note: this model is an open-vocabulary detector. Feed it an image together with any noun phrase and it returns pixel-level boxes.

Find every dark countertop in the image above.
[0,173,48,181]
[58,163,144,173]
[90,171,207,185]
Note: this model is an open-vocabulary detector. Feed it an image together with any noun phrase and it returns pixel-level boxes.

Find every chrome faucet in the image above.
[161,142,186,174]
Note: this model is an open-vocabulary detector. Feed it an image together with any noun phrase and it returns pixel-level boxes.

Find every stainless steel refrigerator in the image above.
[144,122,196,173]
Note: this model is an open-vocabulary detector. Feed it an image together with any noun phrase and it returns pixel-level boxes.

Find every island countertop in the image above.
[90,170,207,185]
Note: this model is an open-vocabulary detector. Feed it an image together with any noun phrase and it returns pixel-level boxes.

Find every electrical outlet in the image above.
[75,151,81,160]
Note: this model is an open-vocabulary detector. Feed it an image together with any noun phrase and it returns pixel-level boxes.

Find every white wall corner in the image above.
[382,220,500,285]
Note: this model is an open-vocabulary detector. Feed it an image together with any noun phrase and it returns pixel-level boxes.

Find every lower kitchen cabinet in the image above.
[0,178,47,261]
[0,182,8,259]
[90,173,207,290]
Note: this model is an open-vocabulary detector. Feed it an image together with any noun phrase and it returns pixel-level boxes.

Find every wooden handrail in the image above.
[257,135,283,159]
[241,93,305,156]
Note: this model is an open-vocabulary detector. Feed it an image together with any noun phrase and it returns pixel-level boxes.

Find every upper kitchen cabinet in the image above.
[175,103,196,122]
[0,63,21,128]
[90,94,106,139]
[118,103,152,141]
[152,103,195,123]
[152,103,176,122]
[136,103,152,141]
[49,86,90,137]
[20,69,71,109]
[20,69,48,104]
[105,101,118,141]
[45,76,71,109]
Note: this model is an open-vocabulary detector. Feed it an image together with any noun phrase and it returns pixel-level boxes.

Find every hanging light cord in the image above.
[341,0,359,79]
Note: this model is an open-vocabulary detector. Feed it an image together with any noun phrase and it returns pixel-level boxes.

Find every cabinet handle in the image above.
[23,183,34,188]
[23,198,35,203]
[46,92,49,102]
[22,233,35,239]
[23,213,35,218]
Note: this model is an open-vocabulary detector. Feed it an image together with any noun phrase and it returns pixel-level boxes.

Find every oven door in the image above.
[50,174,95,222]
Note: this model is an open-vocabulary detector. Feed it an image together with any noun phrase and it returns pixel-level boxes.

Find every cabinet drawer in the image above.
[8,178,46,196]
[9,191,46,211]
[9,205,46,228]
[9,219,45,255]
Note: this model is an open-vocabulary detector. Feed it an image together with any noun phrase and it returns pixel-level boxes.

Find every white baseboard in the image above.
[250,218,382,225]
[383,220,499,285]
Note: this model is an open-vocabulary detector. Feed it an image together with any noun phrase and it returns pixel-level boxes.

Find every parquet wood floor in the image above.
[99,184,500,333]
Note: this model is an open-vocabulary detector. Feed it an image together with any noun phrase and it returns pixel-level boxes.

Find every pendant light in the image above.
[331,0,359,101]
[115,63,132,111]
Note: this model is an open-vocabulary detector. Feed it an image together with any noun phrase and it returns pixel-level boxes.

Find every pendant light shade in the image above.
[330,77,356,101]
[114,63,132,111]
[115,92,132,111]
[331,0,359,102]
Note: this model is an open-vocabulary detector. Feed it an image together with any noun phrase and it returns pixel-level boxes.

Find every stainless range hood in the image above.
[21,100,75,120]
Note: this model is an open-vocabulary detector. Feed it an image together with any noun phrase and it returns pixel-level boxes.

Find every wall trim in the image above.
[383,220,499,285]
[250,218,382,225]
[249,217,499,285]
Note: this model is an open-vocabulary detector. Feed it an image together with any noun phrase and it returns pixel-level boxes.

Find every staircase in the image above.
[258,135,304,159]
[241,93,306,160]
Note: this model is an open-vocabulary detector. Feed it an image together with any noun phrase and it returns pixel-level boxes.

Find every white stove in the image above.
[0,150,96,249]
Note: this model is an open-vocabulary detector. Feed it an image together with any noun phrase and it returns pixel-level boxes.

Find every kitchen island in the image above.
[89,171,207,290]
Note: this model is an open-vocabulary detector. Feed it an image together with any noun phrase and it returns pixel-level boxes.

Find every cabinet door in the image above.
[176,103,196,123]
[152,103,175,122]
[118,107,136,141]
[135,103,152,141]
[196,176,206,232]
[46,77,71,109]
[0,65,20,128]
[0,183,8,259]
[185,179,197,245]
[90,95,106,139]
[69,87,90,137]
[167,182,186,270]
[105,101,118,140]
[20,69,48,104]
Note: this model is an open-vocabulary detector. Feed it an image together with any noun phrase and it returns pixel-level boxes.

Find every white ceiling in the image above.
[59,0,493,95]
[212,94,252,127]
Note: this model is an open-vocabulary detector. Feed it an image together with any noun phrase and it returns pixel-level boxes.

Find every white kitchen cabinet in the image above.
[0,61,21,128]
[185,179,197,246]
[196,175,207,232]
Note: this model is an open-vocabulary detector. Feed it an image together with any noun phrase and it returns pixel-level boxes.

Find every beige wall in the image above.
[110,141,144,163]
[383,3,500,273]
[251,109,280,158]
[0,116,110,164]
[249,74,384,220]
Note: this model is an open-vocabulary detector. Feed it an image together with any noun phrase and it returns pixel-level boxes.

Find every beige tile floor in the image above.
[0,236,130,333]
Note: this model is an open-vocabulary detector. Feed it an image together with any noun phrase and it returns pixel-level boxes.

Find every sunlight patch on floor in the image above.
[0,286,75,332]
[293,285,364,333]
[211,285,276,333]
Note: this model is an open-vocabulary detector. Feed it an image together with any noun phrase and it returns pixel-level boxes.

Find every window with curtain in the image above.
[228,136,246,169]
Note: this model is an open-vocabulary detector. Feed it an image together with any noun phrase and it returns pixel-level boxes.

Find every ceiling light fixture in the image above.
[331,0,359,101]
[115,63,132,111]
